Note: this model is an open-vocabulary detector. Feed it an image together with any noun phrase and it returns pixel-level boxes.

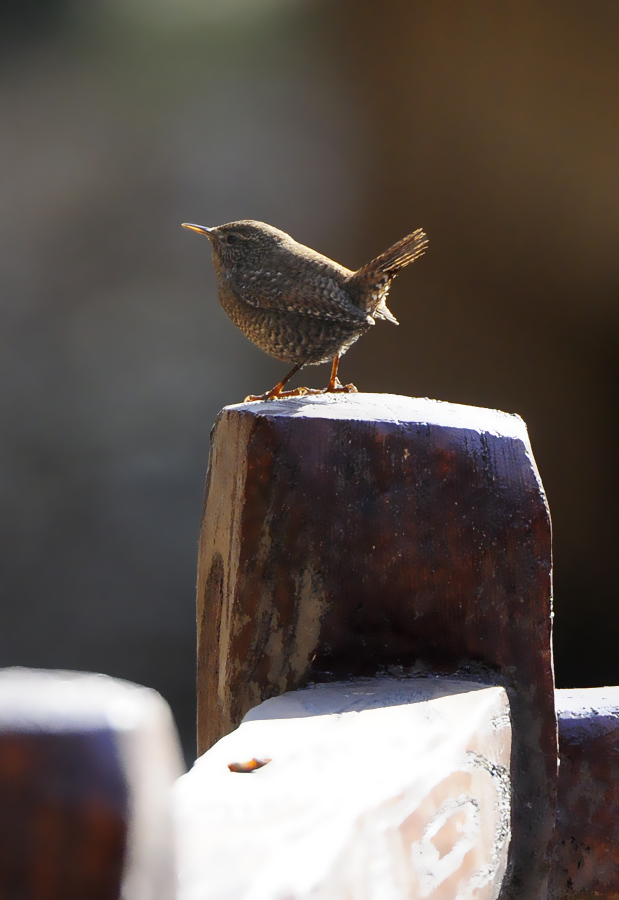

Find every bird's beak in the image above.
[182,223,214,237]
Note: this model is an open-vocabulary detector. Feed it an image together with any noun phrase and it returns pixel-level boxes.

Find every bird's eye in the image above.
[226,233,240,245]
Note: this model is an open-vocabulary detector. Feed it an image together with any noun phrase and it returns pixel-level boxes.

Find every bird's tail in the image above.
[349,228,428,322]
[354,228,428,282]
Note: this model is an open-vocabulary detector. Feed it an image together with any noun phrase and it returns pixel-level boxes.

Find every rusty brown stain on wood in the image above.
[196,394,556,899]
[227,757,272,773]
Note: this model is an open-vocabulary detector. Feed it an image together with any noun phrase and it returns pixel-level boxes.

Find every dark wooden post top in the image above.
[196,393,556,898]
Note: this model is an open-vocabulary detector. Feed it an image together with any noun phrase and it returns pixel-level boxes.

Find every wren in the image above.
[182,219,428,400]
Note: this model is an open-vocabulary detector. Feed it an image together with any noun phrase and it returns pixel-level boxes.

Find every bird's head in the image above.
[182,220,287,271]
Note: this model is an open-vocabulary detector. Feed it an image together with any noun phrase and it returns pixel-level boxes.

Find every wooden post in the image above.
[551,687,619,898]
[196,393,555,898]
[0,668,184,900]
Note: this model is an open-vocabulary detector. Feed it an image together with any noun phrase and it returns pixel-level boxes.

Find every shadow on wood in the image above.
[197,393,555,898]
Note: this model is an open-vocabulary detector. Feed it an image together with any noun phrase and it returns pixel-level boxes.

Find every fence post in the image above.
[0,669,184,900]
[195,393,556,898]
[550,686,619,897]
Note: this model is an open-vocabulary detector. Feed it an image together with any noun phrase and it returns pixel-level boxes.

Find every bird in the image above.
[182,219,428,401]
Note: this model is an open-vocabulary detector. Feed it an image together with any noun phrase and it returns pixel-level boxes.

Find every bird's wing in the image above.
[231,271,371,324]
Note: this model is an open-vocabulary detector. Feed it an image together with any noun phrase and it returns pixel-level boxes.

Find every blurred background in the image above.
[0,0,617,763]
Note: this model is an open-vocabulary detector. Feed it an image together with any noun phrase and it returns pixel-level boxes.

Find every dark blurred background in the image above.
[1,0,617,762]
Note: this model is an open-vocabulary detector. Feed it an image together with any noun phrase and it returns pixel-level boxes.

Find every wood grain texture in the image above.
[196,393,556,898]
[551,687,619,899]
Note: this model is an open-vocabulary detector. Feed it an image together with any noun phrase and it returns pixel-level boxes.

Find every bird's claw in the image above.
[244,386,315,402]
[324,378,358,394]
[245,381,358,402]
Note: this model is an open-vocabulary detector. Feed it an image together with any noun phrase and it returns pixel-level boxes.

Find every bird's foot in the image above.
[244,381,358,402]
[244,386,319,402]
[323,377,358,394]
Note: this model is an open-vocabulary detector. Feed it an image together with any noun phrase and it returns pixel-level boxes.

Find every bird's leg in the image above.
[245,357,358,403]
[326,355,341,391]
[245,362,308,402]
[325,353,342,394]
[323,355,358,394]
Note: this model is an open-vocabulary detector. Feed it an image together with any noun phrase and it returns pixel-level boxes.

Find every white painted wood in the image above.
[228,394,528,443]
[175,676,511,900]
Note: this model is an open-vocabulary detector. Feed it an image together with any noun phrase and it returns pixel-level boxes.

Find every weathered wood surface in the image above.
[176,677,512,900]
[0,668,184,900]
[551,686,619,899]
[196,393,555,898]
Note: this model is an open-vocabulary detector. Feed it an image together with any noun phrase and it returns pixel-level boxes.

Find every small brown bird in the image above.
[182,220,428,400]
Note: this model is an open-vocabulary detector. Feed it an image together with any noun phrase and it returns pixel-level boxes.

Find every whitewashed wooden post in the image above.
[176,393,556,899]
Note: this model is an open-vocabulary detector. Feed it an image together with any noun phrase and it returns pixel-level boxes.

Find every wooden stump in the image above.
[551,687,619,899]
[197,393,555,898]
[0,668,184,900]
[176,677,512,900]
